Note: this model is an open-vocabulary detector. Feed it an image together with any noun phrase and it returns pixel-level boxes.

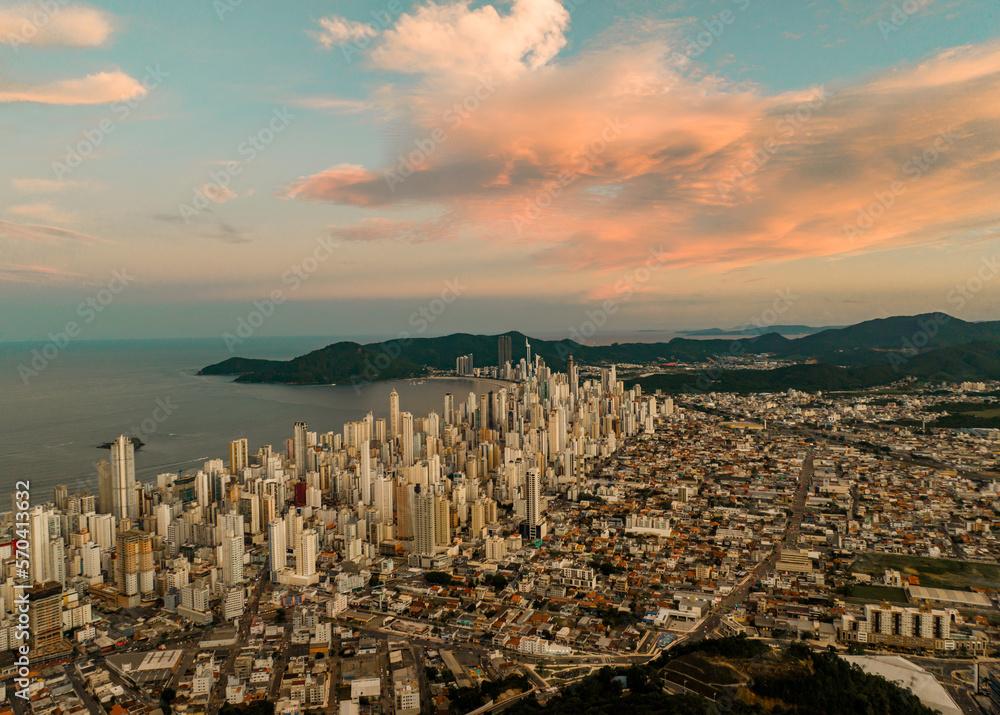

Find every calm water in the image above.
[0,337,500,503]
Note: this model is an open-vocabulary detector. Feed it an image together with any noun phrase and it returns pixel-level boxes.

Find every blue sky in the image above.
[2,0,999,342]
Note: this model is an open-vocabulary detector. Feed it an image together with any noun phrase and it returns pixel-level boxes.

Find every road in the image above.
[206,559,270,714]
[683,453,812,645]
[66,663,106,715]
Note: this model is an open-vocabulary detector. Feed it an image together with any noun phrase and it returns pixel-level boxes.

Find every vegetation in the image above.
[425,571,453,586]
[200,316,1000,387]
[505,636,938,715]
[448,673,532,714]
[219,703,275,715]
[850,552,1000,589]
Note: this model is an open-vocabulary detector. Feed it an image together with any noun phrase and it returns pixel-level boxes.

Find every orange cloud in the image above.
[287,26,1000,274]
[0,4,116,48]
[0,69,146,105]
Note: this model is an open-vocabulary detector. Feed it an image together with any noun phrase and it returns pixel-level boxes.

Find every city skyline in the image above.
[3,0,1000,341]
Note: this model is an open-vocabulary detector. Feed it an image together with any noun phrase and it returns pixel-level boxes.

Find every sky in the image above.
[1,0,999,343]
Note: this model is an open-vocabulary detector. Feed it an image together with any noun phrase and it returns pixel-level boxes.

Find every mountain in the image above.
[199,342,427,385]
[677,324,837,336]
[198,315,1000,388]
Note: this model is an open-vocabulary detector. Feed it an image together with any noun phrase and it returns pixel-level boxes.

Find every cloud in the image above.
[6,203,81,223]
[0,69,146,105]
[0,264,81,284]
[311,15,378,48]
[0,219,110,244]
[199,184,237,204]
[0,4,116,48]
[285,28,1000,273]
[285,164,384,206]
[293,95,372,114]
[12,178,88,193]
[369,0,570,79]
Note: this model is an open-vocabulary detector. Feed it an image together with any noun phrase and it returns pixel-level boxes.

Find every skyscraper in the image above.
[294,421,308,474]
[400,412,414,466]
[229,438,249,475]
[220,529,244,586]
[115,530,153,605]
[268,518,286,581]
[498,334,512,367]
[359,439,372,505]
[523,467,544,540]
[389,388,400,442]
[443,393,454,425]
[413,489,436,556]
[295,528,317,578]
[101,436,137,521]
[27,582,68,664]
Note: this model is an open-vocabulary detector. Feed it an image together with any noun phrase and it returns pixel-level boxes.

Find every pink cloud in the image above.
[286,30,1000,274]
[199,184,237,204]
[0,69,146,105]
[0,220,110,244]
[0,4,116,48]
[284,164,385,206]
[0,263,81,284]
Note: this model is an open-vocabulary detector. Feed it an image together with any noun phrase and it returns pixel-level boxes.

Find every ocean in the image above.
[0,337,502,504]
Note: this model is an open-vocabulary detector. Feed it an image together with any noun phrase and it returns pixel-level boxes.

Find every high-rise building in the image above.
[220,529,244,586]
[81,542,102,579]
[400,412,414,466]
[359,440,372,505]
[413,489,436,555]
[28,506,52,586]
[389,388,400,442]
[27,582,69,664]
[522,467,544,540]
[434,495,451,547]
[294,422,308,475]
[373,477,394,525]
[53,484,68,511]
[443,393,454,425]
[498,335,512,367]
[229,438,249,475]
[115,530,154,604]
[268,518,286,581]
[456,354,474,376]
[98,436,137,521]
[295,528,317,578]
[106,436,137,521]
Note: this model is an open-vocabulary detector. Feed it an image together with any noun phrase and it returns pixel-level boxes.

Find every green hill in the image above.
[198,316,1000,388]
